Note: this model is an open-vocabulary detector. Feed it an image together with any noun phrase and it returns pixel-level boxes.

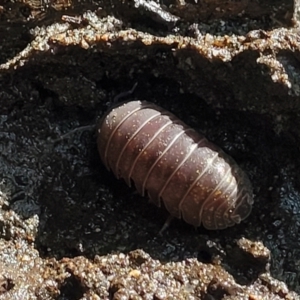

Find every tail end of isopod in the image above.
[231,193,254,225]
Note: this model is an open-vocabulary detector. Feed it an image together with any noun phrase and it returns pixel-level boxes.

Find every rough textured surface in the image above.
[0,0,300,298]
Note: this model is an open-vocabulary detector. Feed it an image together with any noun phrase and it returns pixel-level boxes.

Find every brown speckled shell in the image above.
[97,101,253,230]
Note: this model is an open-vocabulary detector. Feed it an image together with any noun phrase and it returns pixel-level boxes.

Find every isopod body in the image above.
[97,101,253,230]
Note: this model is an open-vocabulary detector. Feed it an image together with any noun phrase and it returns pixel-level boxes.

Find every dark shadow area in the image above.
[0,276,14,295]
[57,274,86,300]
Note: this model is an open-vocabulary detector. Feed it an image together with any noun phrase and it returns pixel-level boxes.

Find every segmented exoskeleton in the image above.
[97,101,253,230]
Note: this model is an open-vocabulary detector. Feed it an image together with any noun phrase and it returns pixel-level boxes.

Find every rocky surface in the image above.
[0,0,300,299]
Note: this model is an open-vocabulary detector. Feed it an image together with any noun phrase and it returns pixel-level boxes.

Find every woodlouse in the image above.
[97,100,253,230]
